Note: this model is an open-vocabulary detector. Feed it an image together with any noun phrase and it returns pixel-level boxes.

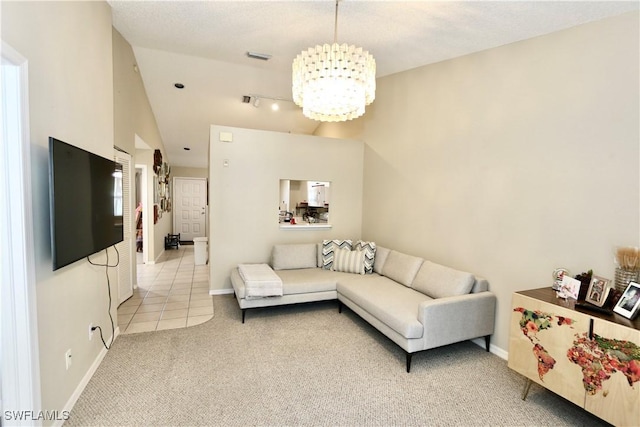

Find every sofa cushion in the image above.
[355,240,376,274]
[275,269,343,295]
[373,246,390,274]
[316,243,323,267]
[381,250,424,287]
[337,277,428,339]
[412,261,475,298]
[322,239,353,270]
[272,244,318,270]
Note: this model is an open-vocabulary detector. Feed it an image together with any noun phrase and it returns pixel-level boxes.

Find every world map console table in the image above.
[509,287,639,426]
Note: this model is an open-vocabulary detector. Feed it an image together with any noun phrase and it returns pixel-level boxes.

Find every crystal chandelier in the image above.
[292,0,376,122]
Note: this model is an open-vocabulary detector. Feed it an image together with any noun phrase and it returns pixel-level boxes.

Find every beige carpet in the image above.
[67,295,607,426]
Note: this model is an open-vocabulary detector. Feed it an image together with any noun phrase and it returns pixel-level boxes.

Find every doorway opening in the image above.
[1,40,41,418]
[135,164,149,265]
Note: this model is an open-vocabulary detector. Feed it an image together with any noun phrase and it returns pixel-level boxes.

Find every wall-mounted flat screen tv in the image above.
[49,137,123,270]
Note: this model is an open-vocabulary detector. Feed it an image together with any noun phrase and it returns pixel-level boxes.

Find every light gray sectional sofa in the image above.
[230,242,496,372]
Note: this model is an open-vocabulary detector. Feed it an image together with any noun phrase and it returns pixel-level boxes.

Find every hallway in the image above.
[117,245,212,334]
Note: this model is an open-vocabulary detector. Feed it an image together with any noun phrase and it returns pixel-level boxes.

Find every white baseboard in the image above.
[471,337,508,360]
[53,326,121,427]
[153,249,165,264]
[210,288,234,296]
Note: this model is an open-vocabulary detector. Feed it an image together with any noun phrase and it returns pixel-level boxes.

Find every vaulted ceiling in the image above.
[109,1,639,168]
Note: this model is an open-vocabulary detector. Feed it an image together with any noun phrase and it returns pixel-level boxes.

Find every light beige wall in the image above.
[333,12,638,354]
[209,125,364,292]
[1,1,115,418]
[113,29,171,264]
[314,119,364,140]
[172,166,208,179]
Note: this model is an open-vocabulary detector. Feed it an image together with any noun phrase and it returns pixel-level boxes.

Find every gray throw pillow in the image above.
[355,240,376,274]
[322,239,353,270]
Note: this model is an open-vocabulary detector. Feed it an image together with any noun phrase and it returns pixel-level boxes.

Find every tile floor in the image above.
[118,245,212,334]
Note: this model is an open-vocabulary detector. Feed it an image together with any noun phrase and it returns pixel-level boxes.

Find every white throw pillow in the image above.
[331,248,365,275]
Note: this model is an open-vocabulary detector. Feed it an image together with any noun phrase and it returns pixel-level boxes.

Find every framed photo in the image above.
[557,275,581,300]
[613,281,640,319]
[585,275,611,307]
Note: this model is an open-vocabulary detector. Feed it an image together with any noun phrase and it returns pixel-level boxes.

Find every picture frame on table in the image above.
[613,281,640,319]
[557,275,581,300]
[585,275,611,307]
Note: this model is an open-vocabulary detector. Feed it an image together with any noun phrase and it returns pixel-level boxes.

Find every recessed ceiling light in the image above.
[174,83,185,89]
[183,147,191,151]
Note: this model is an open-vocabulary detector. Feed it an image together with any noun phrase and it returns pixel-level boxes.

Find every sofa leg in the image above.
[338,301,342,313]
[406,352,412,373]
[242,309,246,324]
[484,335,491,352]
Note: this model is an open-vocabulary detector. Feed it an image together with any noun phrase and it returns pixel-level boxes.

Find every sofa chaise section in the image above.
[230,244,343,322]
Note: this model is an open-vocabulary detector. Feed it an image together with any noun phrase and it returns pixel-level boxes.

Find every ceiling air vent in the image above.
[242,95,251,103]
[246,51,272,61]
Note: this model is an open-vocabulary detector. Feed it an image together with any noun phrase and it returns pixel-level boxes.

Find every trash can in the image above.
[194,237,208,265]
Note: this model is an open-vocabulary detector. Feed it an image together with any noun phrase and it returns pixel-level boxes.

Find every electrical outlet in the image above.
[65,349,72,370]
[89,323,94,341]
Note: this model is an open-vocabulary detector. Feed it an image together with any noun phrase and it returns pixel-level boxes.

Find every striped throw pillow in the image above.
[331,248,365,275]
[322,239,353,270]
[355,240,376,274]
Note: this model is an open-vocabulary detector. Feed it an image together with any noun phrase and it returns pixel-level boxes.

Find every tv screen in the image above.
[49,137,124,270]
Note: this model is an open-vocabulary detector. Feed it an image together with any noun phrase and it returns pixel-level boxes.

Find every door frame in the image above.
[1,40,42,419]
[115,149,134,305]
[135,164,149,265]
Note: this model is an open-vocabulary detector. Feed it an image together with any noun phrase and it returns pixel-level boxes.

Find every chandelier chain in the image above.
[333,0,339,44]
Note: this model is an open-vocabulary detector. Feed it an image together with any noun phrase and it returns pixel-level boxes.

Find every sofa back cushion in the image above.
[471,277,489,293]
[316,243,323,267]
[271,244,317,270]
[412,261,475,298]
[381,250,424,287]
[373,246,390,274]
[331,248,365,275]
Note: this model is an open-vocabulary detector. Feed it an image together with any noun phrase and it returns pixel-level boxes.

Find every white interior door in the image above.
[115,149,134,305]
[173,177,207,241]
